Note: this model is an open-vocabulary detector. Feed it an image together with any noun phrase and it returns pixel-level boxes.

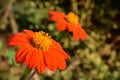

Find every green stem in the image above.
[19,67,37,80]
[19,67,31,80]
[26,68,37,80]
[56,31,68,42]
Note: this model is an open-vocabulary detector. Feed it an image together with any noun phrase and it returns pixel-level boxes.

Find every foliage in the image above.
[0,0,120,80]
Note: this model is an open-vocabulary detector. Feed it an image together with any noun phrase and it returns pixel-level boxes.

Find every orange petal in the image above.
[9,33,29,38]
[49,11,65,18]
[49,11,65,22]
[23,29,34,38]
[16,45,32,63]
[8,37,29,46]
[77,27,88,41]
[29,48,40,69]
[51,40,70,59]
[52,39,62,48]
[50,46,70,59]
[8,33,30,42]
[43,51,57,71]
[73,30,79,40]
[8,33,30,46]
[8,33,27,41]
[56,21,67,31]
[50,49,66,70]
[25,47,35,69]
[67,23,74,32]
[37,50,46,73]
[49,16,62,22]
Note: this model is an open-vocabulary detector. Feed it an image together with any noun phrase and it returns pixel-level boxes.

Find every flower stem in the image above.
[56,31,68,42]
[26,68,37,80]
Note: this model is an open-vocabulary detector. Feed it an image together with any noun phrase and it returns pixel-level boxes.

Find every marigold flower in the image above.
[8,29,70,73]
[49,11,88,40]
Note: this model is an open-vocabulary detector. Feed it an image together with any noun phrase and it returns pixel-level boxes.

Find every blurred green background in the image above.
[0,0,120,80]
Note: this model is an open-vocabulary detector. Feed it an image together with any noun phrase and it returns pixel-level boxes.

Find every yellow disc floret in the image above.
[32,31,52,50]
[66,12,79,26]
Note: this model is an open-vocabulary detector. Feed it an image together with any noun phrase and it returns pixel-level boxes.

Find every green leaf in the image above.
[0,41,3,49]
[6,49,16,64]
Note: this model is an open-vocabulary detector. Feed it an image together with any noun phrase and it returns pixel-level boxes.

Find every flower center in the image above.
[32,31,52,50]
[65,12,79,26]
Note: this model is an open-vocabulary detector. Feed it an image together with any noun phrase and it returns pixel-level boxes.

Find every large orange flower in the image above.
[8,29,70,73]
[49,11,88,40]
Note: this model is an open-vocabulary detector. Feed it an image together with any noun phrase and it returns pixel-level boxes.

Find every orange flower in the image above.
[8,29,70,73]
[49,11,88,40]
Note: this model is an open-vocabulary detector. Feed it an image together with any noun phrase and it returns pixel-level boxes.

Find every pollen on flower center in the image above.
[32,31,52,50]
[65,12,79,26]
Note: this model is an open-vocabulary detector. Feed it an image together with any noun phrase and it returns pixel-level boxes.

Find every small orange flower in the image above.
[8,29,70,73]
[49,11,88,40]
